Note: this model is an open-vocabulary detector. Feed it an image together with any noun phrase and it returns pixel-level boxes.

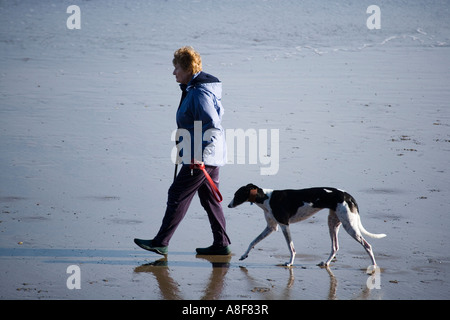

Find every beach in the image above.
[1,0,449,300]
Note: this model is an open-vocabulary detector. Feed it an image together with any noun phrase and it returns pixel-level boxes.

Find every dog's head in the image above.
[228,183,267,208]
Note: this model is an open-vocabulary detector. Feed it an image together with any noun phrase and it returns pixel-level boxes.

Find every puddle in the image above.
[109,218,143,225]
[0,196,27,203]
[81,196,121,201]
[359,188,405,195]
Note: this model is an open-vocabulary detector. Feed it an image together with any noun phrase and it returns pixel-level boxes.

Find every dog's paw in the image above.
[317,261,329,268]
[284,262,293,267]
[239,254,248,261]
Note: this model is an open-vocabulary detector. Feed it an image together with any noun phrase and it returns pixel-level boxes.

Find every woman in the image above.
[134,46,231,255]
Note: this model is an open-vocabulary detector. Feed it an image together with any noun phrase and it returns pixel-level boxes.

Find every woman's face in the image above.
[173,63,192,85]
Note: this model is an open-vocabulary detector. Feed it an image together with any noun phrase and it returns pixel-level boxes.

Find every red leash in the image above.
[190,161,223,203]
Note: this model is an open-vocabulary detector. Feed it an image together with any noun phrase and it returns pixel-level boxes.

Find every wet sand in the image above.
[0,179,449,300]
[1,1,450,300]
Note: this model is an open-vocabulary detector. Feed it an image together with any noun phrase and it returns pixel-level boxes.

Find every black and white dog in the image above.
[228,184,386,267]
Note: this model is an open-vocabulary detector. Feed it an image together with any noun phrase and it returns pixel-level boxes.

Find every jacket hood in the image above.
[190,71,220,86]
[180,71,222,98]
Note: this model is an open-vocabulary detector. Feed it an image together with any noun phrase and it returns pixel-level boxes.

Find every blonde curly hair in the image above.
[172,46,202,74]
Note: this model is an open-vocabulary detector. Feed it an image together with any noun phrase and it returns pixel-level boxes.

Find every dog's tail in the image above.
[357,215,387,239]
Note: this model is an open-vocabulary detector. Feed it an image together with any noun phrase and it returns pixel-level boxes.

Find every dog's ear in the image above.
[246,183,257,189]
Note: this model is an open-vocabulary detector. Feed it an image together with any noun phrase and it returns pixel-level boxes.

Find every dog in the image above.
[228,184,386,267]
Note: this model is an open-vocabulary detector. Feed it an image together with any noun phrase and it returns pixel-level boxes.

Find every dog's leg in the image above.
[337,206,378,266]
[240,226,275,261]
[319,210,342,267]
[348,231,377,266]
[362,238,377,266]
[280,224,296,266]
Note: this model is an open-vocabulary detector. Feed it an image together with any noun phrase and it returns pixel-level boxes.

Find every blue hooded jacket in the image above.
[176,71,227,167]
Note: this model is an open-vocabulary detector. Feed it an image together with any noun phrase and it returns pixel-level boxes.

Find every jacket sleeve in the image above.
[191,87,222,129]
[191,87,226,166]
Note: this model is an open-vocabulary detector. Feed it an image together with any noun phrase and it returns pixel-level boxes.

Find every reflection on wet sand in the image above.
[135,255,379,300]
[325,267,338,300]
[238,266,295,300]
[134,257,180,300]
[240,265,379,300]
[134,255,231,300]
